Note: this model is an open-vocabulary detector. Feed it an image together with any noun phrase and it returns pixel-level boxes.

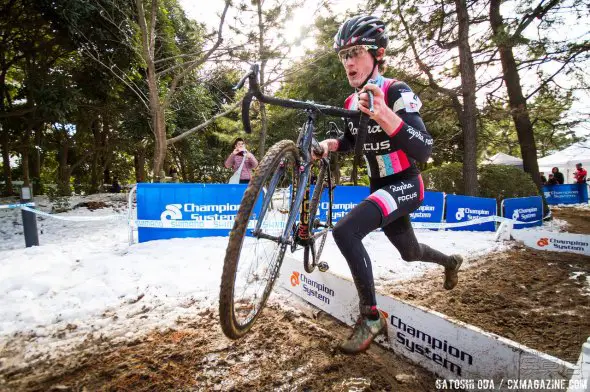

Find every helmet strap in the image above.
[358,57,379,90]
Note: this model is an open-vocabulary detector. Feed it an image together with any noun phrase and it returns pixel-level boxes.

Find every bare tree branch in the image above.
[166,100,241,145]
[163,0,231,109]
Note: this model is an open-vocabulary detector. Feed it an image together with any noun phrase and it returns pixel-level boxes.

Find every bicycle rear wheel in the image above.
[220,140,299,339]
[303,159,331,273]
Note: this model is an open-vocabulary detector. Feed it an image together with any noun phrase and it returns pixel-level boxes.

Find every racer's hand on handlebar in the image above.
[358,83,386,120]
[312,140,330,160]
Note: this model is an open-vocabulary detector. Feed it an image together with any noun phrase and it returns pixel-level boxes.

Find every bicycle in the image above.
[219,64,372,339]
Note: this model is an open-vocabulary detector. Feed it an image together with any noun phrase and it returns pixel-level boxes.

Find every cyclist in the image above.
[314,15,463,354]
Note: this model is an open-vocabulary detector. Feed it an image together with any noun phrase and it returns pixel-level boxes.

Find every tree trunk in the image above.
[134,146,146,183]
[455,0,479,196]
[57,132,71,196]
[90,117,101,193]
[1,128,13,196]
[152,108,167,182]
[490,0,542,190]
[21,128,31,187]
[256,0,267,157]
[31,126,42,189]
[331,154,341,185]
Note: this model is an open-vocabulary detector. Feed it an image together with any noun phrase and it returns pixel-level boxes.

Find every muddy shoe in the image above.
[444,254,463,290]
[340,314,387,354]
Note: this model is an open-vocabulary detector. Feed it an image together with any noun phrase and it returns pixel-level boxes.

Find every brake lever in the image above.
[327,121,343,138]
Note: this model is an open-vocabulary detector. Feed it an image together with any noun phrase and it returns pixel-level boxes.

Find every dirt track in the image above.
[1,305,450,392]
[386,247,590,364]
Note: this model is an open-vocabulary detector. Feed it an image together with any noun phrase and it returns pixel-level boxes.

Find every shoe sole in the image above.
[444,256,463,290]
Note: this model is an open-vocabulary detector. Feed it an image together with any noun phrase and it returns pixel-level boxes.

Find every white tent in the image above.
[538,140,590,184]
[483,152,523,167]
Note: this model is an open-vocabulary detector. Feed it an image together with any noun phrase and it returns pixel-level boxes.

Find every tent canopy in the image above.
[538,140,590,183]
[484,152,523,166]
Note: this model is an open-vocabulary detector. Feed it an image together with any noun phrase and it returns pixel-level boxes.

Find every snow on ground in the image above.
[0,193,580,365]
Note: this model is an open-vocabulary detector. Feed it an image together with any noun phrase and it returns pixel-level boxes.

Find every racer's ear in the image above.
[376,47,386,61]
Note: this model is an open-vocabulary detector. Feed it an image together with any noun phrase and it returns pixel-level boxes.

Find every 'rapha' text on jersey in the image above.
[336,75,433,183]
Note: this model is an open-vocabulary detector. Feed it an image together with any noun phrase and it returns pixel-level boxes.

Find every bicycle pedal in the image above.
[317,261,329,272]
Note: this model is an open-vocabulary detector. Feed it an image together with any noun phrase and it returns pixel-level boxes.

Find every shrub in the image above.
[478,164,539,201]
[422,163,540,212]
[421,162,463,194]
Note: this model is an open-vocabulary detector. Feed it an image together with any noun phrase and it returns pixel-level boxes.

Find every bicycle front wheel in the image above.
[220,140,299,339]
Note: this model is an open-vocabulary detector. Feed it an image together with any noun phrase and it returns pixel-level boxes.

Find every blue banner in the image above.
[445,195,497,232]
[316,185,369,224]
[503,196,543,229]
[137,183,254,242]
[410,191,445,223]
[543,184,588,205]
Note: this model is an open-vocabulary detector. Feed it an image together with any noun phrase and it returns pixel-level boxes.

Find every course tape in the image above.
[133,215,538,230]
[0,202,35,210]
[20,206,127,222]
[10,205,545,229]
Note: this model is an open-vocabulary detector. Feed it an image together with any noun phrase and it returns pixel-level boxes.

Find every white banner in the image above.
[278,256,577,391]
[512,230,590,256]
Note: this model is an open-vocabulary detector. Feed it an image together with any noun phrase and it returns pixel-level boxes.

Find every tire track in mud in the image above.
[1,304,456,391]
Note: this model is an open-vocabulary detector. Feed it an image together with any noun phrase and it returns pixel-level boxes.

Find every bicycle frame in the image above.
[253,110,329,245]
[236,63,366,246]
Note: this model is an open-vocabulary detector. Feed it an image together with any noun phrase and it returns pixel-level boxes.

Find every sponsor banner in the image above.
[503,196,543,229]
[278,256,576,391]
[136,183,259,242]
[279,256,359,323]
[410,191,445,223]
[543,184,588,205]
[315,185,369,224]
[512,230,590,256]
[445,195,497,232]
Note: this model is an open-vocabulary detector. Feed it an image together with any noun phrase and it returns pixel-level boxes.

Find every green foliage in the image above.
[422,163,464,194]
[423,163,539,205]
[478,165,539,202]
[480,87,581,160]
[45,186,71,212]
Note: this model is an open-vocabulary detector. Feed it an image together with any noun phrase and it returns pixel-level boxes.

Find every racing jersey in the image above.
[336,75,433,186]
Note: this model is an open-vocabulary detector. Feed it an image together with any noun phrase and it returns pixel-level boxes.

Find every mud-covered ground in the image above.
[386,247,590,363]
[552,206,590,235]
[1,206,588,391]
[1,304,451,392]
[386,206,590,364]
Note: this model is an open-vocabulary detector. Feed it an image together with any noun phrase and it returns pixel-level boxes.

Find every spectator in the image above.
[111,177,121,193]
[551,167,564,184]
[540,172,547,185]
[546,173,559,186]
[574,163,587,184]
[225,138,258,184]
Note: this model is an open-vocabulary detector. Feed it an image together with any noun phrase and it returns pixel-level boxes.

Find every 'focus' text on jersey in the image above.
[337,75,433,182]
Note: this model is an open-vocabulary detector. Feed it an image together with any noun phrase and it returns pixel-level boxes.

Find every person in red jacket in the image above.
[574,163,587,184]
[574,163,588,203]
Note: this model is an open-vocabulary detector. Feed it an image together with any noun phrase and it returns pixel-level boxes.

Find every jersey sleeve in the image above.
[386,82,433,162]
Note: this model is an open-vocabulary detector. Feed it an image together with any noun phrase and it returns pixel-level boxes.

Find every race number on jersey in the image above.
[393,91,422,113]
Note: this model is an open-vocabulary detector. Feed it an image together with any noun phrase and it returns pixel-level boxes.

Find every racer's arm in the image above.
[359,82,433,162]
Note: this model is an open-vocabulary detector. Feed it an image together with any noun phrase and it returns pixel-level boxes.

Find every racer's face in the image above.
[340,45,383,88]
